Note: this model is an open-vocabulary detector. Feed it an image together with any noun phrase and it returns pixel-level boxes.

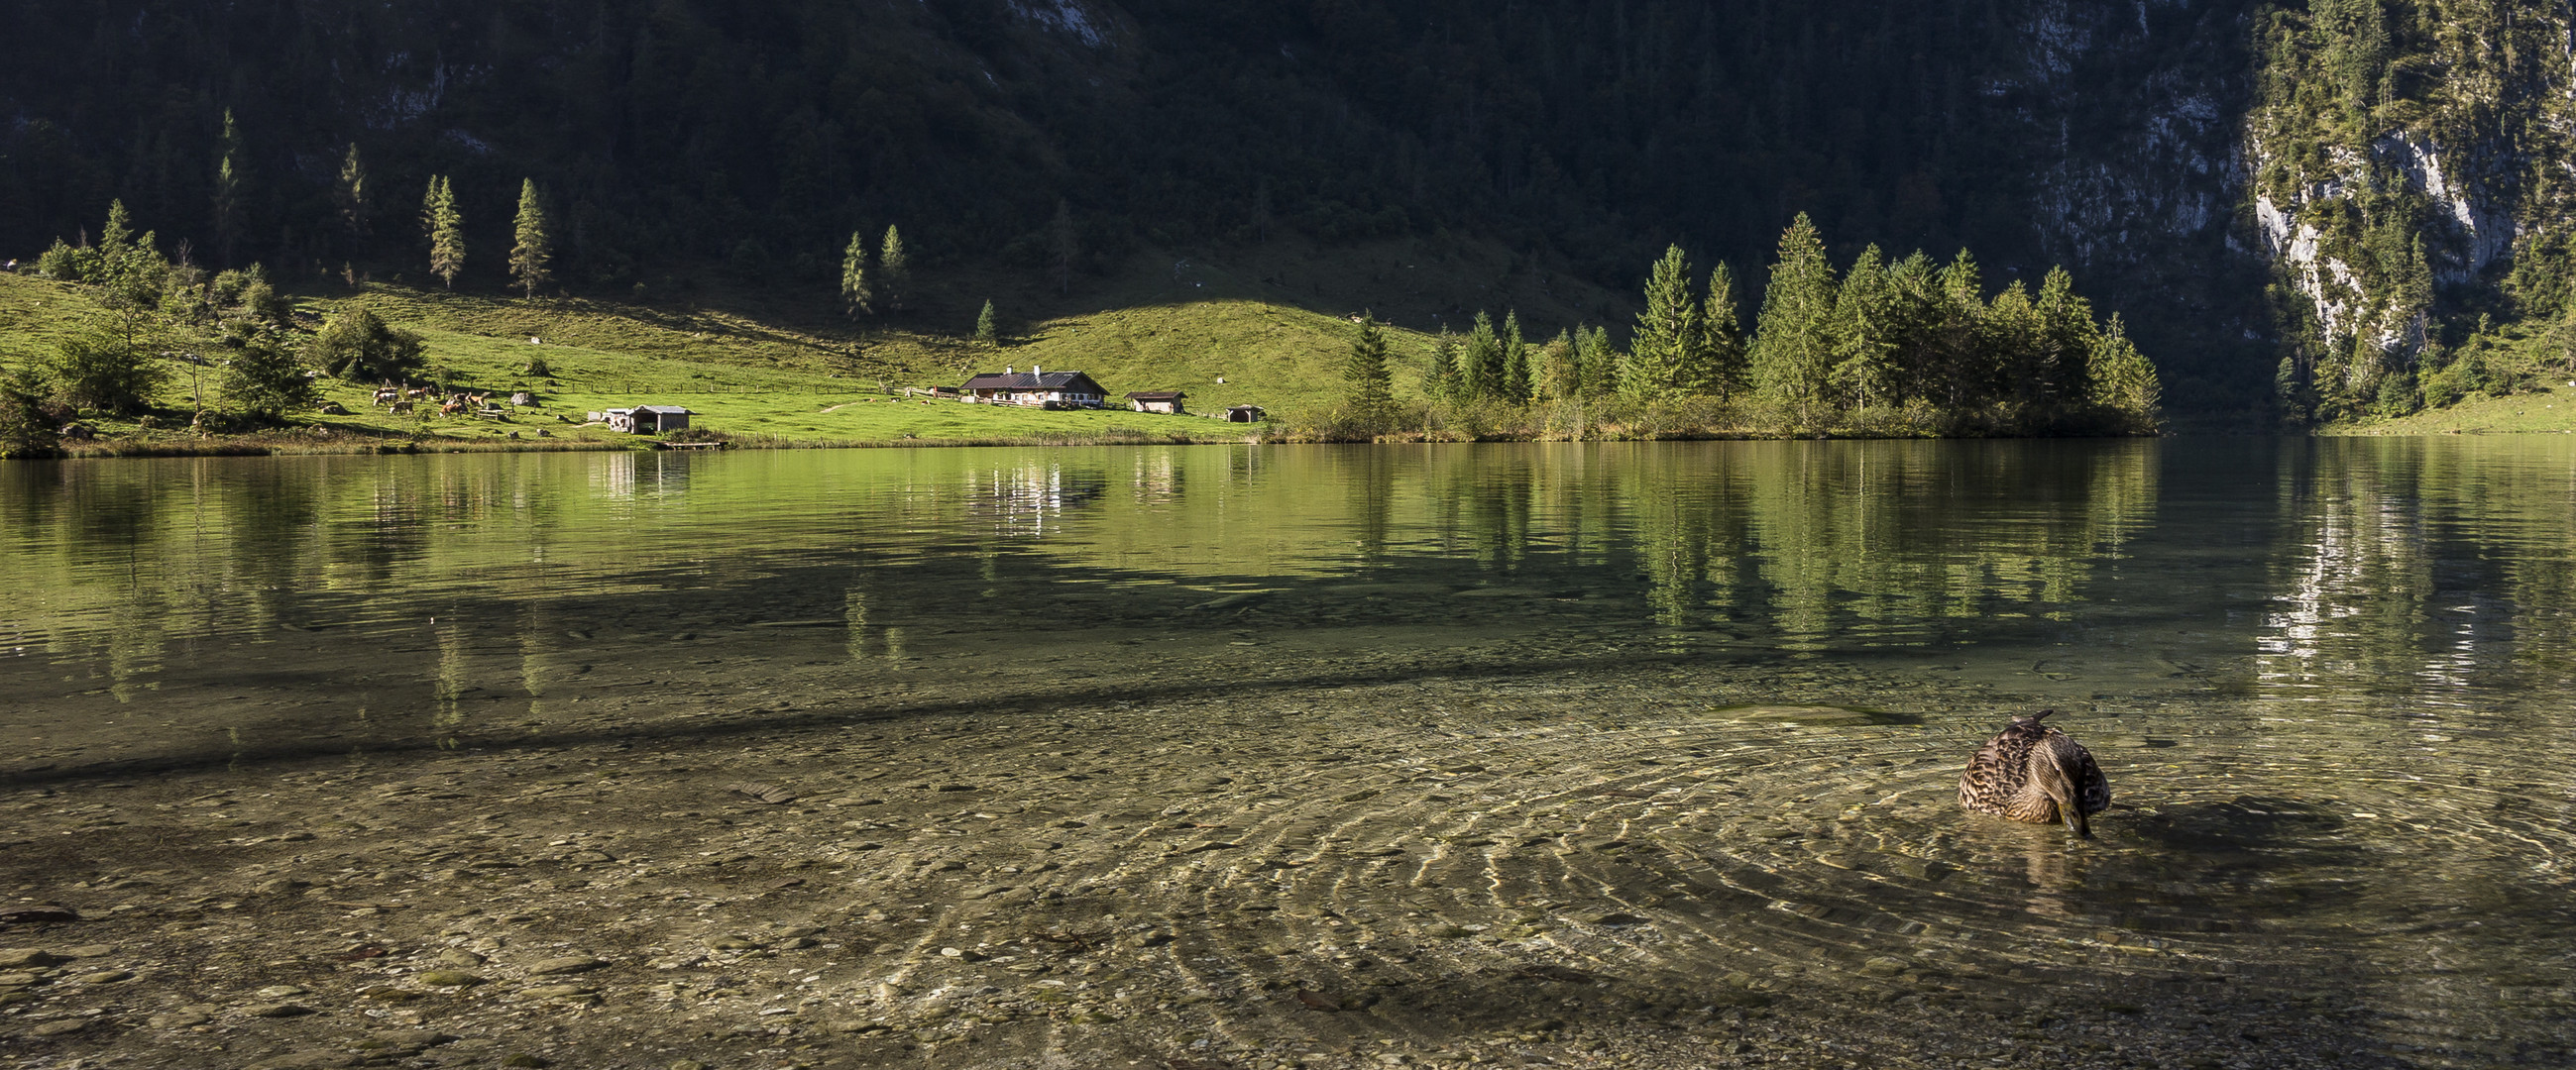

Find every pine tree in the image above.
[423,176,465,290]
[1883,252,1943,401]
[0,363,61,459]
[1982,281,2046,410]
[219,324,318,420]
[1502,310,1532,402]
[974,299,999,344]
[1624,245,1704,399]
[879,225,911,313]
[1343,314,1395,417]
[333,144,371,243]
[1931,251,1989,406]
[1050,199,1076,296]
[1747,213,1839,407]
[1576,326,1620,398]
[509,178,553,300]
[2031,266,2100,407]
[1426,326,1460,401]
[1535,329,1581,400]
[1461,311,1504,401]
[1827,246,1899,412]
[2088,314,2162,426]
[213,109,247,266]
[1696,264,1746,396]
[840,231,873,317]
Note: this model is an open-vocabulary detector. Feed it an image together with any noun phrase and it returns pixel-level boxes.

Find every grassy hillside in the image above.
[0,254,1494,452]
[2322,380,2576,436]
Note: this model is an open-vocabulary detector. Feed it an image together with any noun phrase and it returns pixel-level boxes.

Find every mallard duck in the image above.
[1959,709,2110,837]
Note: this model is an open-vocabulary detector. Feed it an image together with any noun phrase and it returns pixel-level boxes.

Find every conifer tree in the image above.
[1576,326,1620,397]
[975,299,999,344]
[1827,246,1899,412]
[1461,312,1504,401]
[422,176,465,289]
[1624,245,1704,399]
[2088,313,2162,424]
[1695,264,1746,396]
[509,178,553,300]
[1884,251,1943,398]
[213,110,248,266]
[1747,213,1839,407]
[220,325,319,420]
[840,232,873,317]
[2031,266,2100,407]
[1425,326,1460,402]
[1982,281,2045,409]
[1931,251,1988,406]
[333,144,371,243]
[1343,314,1395,418]
[1536,329,1581,400]
[1502,310,1532,402]
[879,225,911,313]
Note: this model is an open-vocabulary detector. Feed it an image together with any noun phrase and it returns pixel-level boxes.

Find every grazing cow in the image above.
[440,401,465,416]
[373,386,401,404]
[390,401,414,414]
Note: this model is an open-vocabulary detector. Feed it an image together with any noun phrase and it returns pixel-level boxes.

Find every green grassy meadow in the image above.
[0,268,1460,453]
[2322,379,2576,436]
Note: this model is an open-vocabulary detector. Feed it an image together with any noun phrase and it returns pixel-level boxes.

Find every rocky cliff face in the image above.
[2241,0,2576,420]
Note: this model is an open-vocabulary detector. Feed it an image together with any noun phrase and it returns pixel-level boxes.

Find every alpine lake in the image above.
[2,438,2570,1070]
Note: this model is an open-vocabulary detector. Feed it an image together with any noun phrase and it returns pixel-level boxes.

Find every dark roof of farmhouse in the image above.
[1125,390,1185,399]
[961,371,1100,390]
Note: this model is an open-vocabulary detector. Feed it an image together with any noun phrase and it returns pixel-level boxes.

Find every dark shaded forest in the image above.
[0,1,2272,409]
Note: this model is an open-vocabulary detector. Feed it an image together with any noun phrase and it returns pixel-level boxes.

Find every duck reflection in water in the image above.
[1960,709,2111,838]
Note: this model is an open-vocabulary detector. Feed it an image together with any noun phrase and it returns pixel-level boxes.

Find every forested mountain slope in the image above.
[1,1,2568,421]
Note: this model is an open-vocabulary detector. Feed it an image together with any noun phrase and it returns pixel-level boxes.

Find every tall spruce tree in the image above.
[1343,314,1395,418]
[1426,326,1460,401]
[974,299,999,344]
[1696,264,1746,396]
[2031,266,2099,407]
[1982,281,2045,411]
[509,178,553,299]
[879,225,911,313]
[1576,326,1619,398]
[212,110,248,266]
[840,232,872,317]
[423,176,464,289]
[1827,246,1899,412]
[1884,251,1943,399]
[1502,310,1532,402]
[1461,312,1504,401]
[1931,251,1989,407]
[1535,329,1581,400]
[1624,245,1704,400]
[2088,313,2162,423]
[1747,213,1839,407]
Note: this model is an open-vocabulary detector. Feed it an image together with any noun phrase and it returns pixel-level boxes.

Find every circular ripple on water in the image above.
[1026,694,2573,1054]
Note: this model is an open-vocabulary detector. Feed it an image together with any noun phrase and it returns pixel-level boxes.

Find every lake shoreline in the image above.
[12,422,2179,461]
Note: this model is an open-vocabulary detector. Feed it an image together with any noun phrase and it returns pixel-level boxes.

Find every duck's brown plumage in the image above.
[1960,709,2110,837]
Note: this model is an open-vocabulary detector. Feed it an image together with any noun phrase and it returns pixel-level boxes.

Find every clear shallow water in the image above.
[4,439,2573,1062]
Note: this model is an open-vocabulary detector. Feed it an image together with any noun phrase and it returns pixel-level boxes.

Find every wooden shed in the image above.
[606,404,694,434]
[1224,404,1267,423]
[1125,390,1187,414]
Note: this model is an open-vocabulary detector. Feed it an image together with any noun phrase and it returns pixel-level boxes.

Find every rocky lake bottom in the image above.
[3,634,2533,1070]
